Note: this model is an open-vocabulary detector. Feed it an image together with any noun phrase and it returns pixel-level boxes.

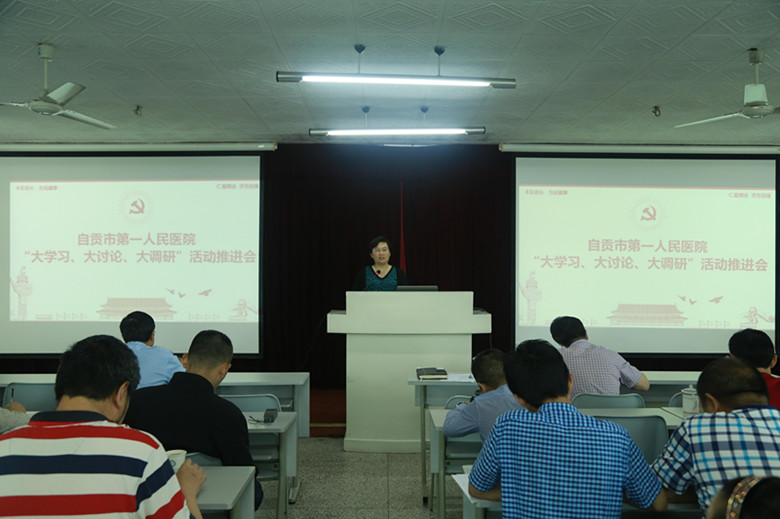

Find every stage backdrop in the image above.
[259,144,514,387]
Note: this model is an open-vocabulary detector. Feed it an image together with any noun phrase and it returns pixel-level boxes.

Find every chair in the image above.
[221,393,281,414]
[221,393,282,481]
[668,391,683,407]
[216,384,294,411]
[444,395,472,409]
[2,382,57,411]
[572,392,645,409]
[430,396,483,518]
[593,415,668,464]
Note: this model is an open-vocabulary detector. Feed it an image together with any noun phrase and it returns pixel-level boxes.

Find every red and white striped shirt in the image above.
[0,411,192,519]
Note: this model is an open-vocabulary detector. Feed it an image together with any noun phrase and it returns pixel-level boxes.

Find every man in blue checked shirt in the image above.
[468,339,666,518]
[652,357,780,514]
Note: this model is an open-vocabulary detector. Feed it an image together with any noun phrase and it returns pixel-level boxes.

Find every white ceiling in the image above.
[2,0,780,147]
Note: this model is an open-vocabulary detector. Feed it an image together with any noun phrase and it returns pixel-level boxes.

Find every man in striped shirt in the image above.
[0,335,206,519]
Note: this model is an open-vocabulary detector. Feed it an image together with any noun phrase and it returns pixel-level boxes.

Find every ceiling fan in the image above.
[0,44,115,129]
[675,48,777,128]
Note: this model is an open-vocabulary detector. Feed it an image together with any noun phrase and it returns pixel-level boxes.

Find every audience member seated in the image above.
[443,349,522,442]
[706,476,780,519]
[0,335,205,518]
[120,310,184,389]
[124,329,263,509]
[468,339,666,518]
[549,315,650,396]
[652,357,780,513]
[0,400,28,434]
[729,328,780,410]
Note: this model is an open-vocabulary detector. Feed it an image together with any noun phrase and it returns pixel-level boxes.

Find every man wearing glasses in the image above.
[652,357,780,513]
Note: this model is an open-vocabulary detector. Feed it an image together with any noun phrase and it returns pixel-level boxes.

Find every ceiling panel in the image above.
[1,0,780,146]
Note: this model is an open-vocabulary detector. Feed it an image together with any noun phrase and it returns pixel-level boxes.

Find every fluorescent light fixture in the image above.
[499,143,780,155]
[277,71,515,89]
[0,142,277,152]
[310,128,486,137]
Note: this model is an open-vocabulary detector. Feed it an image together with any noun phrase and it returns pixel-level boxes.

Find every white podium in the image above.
[327,291,491,452]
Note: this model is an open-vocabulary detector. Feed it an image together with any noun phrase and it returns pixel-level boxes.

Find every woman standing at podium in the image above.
[352,235,408,291]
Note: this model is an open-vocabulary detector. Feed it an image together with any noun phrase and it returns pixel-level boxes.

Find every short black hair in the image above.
[55,335,140,401]
[549,316,587,347]
[712,476,780,519]
[505,339,570,409]
[471,349,506,389]
[729,328,776,369]
[697,357,769,409]
[119,311,155,343]
[369,235,391,254]
[187,330,233,370]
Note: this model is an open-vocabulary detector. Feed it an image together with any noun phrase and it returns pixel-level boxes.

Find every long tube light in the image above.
[278,72,515,89]
[0,142,277,151]
[310,128,486,137]
[499,143,780,154]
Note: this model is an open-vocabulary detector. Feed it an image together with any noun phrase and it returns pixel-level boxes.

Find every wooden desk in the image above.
[408,374,478,504]
[199,466,254,519]
[243,411,297,518]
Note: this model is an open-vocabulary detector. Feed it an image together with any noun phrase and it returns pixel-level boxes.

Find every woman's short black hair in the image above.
[369,235,391,253]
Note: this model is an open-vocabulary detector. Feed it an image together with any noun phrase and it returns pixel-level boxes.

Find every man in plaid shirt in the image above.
[652,357,780,514]
[468,340,666,518]
[550,315,650,397]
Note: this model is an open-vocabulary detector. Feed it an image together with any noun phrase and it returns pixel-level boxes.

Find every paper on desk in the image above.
[447,373,475,382]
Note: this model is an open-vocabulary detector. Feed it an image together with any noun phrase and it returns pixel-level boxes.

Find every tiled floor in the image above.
[254,437,465,519]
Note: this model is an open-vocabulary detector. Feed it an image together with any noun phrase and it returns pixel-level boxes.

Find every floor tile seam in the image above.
[386,452,391,513]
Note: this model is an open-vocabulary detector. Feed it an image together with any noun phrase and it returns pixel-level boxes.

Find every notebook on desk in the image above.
[416,367,448,380]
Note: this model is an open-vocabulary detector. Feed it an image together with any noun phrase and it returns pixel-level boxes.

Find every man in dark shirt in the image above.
[124,329,262,509]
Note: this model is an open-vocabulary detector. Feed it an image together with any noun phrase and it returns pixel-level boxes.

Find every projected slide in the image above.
[516,157,776,354]
[10,179,259,323]
[1,155,261,355]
